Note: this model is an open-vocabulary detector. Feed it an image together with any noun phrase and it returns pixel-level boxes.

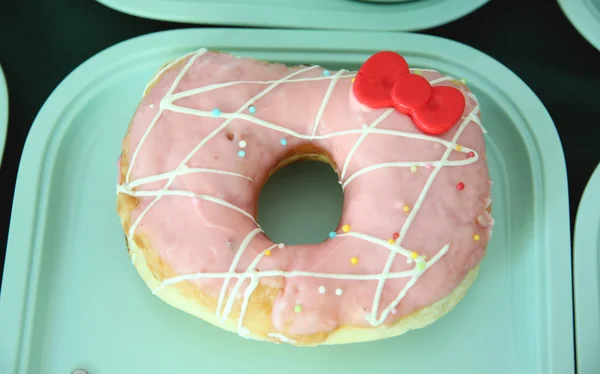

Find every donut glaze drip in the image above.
[118,49,493,340]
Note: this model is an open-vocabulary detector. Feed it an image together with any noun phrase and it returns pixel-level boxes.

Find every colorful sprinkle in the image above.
[342,224,351,233]
[238,140,247,148]
[350,256,359,265]
[211,108,221,117]
[323,70,331,76]
[473,234,481,241]
[411,252,419,260]
[238,150,246,157]
[468,151,475,158]
[410,165,418,173]
[425,163,432,169]
[294,305,303,313]
[280,138,287,146]
[248,105,256,114]
[388,238,396,244]
[335,288,343,296]
[278,243,285,249]
[264,250,272,256]
[351,77,356,83]
[318,286,326,294]
[416,262,426,271]
[328,231,337,239]
[455,145,462,151]
[403,205,410,212]
[392,232,399,239]
[149,104,155,109]
[456,182,465,190]
[391,308,398,315]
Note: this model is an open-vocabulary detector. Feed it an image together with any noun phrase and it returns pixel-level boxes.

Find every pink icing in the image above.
[121,50,492,337]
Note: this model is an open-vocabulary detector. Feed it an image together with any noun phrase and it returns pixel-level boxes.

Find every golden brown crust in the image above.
[116,53,484,346]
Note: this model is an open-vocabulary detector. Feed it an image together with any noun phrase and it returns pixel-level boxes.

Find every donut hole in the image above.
[257,158,343,245]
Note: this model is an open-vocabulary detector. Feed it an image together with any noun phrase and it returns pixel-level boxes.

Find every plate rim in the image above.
[95,0,490,31]
[573,162,600,374]
[0,65,8,164]
[0,28,573,373]
[558,0,600,51]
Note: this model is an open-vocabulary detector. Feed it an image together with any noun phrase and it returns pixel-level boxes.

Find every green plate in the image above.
[95,0,489,31]
[0,64,7,163]
[558,0,600,50]
[0,28,573,374]
[573,163,600,373]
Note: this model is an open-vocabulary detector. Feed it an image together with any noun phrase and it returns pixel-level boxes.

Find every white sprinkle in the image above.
[362,123,368,129]
[391,308,397,315]
[335,288,343,296]
[149,104,155,109]
[238,140,247,148]
[278,243,285,249]
[318,286,326,294]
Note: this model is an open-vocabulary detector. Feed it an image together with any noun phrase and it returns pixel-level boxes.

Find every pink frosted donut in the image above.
[116,49,493,346]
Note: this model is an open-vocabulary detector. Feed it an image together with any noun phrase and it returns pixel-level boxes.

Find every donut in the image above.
[116,49,493,346]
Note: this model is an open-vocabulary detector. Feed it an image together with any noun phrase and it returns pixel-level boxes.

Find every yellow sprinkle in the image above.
[455,145,462,151]
[388,238,395,245]
[264,250,272,256]
[342,224,351,233]
[410,165,418,173]
[460,78,467,85]
[403,205,410,212]
[473,234,480,241]
[411,252,419,260]
[351,77,356,82]
[350,256,359,265]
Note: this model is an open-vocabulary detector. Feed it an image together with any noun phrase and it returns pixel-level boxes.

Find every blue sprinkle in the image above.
[248,106,256,114]
[328,231,336,239]
[323,70,331,77]
[211,108,221,117]
[238,150,246,157]
[280,138,287,146]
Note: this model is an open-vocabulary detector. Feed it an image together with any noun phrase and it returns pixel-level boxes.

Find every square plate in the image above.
[573,162,600,374]
[95,0,489,31]
[558,0,600,51]
[0,29,573,374]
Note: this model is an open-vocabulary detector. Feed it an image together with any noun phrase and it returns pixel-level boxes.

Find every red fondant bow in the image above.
[352,51,466,135]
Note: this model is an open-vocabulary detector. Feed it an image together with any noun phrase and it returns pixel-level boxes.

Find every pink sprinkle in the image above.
[425,163,432,169]
[468,151,475,158]
[391,308,397,315]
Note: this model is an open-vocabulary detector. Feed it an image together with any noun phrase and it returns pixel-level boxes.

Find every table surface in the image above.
[0,0,599,287]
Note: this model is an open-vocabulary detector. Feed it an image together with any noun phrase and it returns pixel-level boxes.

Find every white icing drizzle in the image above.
[127,166,253,189]
[367,103,478,326]
[216,228,262,321]
[142,50,199,96]
[340,108,394,180]
[120,48,486,339]
[342,151,478,189]
[268,333,297,344]
[169,72,356,102]
[311,69,346,137]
